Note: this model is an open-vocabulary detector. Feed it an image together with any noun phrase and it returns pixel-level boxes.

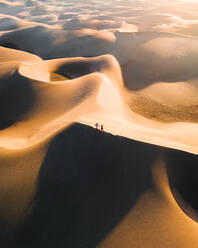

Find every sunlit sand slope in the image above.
[1,46,198,153]
[0,44,198,248]
[1,1,198,248]
[1,124,198,248]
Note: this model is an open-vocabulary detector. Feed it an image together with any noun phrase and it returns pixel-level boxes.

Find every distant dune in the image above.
[0,1,198,247]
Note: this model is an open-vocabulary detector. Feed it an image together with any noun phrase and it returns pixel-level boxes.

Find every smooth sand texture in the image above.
[1,1,198,247]
[0,45,198,248]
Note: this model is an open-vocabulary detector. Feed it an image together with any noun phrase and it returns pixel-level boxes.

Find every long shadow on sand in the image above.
[165,150,198,222]
[5,123,198,248]
[121,51,198,91]
[0,71,36,130]
[17,123,159,248]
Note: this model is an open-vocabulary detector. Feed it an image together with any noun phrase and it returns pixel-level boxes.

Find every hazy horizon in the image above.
[1,0,198,36]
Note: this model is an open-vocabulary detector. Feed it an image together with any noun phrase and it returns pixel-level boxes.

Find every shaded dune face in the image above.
[0,47,122,143]
[0,42,21,50]
[10,123,156,248]
[0,26,54,57]
[1,123,197,248]
[0,17,19,31]
[46,55,121,83]
[119,35,198,123]
[0,25,115,60]
[165,150,198,222]
[119,34,198,93]
[121,42,198,91]
[0,2,198,248]
[2,29,198,124]
[0,69,36,130]
[48,59,98,79]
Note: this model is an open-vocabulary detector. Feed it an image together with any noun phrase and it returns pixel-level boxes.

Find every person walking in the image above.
[101,124,104,131]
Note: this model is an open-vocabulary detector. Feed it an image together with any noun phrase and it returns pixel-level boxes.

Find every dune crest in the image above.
[1,1,198,246]
[0,47,198,154]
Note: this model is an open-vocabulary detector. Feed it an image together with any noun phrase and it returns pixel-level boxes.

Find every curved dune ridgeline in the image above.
[0,46,198,248]
[1,1,198,246]
[0,124,198,248]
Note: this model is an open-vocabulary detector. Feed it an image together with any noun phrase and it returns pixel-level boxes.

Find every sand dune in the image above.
[1,47,198,153]
[1,124,198,248]
[0,47,105,146]
[99,148,198,248]
[0,15,28,31]
[0,1,198,247]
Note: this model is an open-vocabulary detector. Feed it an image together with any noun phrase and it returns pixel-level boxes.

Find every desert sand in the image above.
[1,0,198,247]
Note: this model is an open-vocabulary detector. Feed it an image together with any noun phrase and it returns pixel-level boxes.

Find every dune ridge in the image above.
[1,46,198,154]
[1,1,198,247]
[1,124,198,248]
